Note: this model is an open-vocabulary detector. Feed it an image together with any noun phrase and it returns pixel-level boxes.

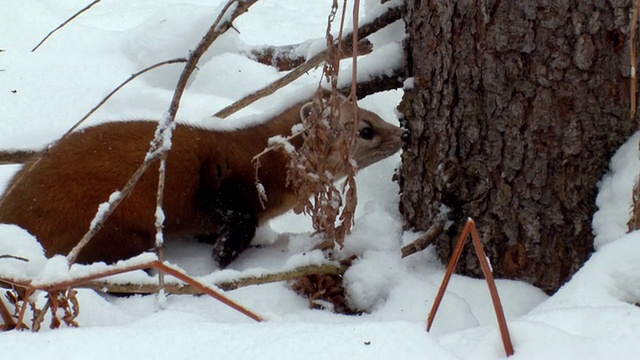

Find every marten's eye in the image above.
[359,127,375,140]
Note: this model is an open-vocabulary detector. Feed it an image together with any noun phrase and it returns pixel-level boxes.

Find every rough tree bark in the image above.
[398,0,636,294]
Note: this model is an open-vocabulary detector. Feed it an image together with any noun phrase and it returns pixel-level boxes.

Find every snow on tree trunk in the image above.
[398,0,636,294]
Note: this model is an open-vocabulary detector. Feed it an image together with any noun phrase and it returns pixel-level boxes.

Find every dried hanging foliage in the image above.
[254,0,361,254]
[287,89,358,252]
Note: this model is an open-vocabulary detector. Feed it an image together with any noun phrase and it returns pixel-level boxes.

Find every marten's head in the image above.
[299,95,409,174]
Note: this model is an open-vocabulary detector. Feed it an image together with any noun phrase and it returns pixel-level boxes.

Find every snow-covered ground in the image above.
[1,1,640,359]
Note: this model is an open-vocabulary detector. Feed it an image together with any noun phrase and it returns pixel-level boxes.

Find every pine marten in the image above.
[0,95,408,266]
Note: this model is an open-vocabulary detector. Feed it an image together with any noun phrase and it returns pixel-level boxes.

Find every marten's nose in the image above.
[401,130,410,143]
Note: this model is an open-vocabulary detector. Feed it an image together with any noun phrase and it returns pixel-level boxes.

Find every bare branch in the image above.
[0,58,186,211]
[400,218,446,258]
[0,254,29,262]
[214,3,402,119]
[32,0,102,52]
[1,256,265,329]
[73,263,348,294]
[0,150,37,165]
[67,58,188,140]
[214,39,371,119]
[244,2,401,71]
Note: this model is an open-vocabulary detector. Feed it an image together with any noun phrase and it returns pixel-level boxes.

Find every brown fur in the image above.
[0,97,407,266]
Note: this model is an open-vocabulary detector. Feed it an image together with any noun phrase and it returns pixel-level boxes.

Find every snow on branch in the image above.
[214,2,403,119]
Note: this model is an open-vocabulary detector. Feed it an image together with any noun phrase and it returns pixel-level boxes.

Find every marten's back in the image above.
[0,121,281,263]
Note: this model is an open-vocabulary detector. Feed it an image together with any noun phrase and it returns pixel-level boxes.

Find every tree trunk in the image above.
[398,0,635,294]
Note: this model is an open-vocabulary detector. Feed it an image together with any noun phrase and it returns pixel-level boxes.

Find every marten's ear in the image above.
[300,102,313,123]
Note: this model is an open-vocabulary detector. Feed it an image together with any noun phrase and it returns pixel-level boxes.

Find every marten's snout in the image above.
[401,130,410,143]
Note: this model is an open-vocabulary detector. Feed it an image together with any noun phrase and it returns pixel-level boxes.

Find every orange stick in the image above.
[153,261,264,322]
[426,218,515,357]
[3,255,263,330]
[426,219,472,331]
[469,221,514,356]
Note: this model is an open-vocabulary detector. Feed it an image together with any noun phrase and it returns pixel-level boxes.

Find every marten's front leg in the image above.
[197,172,258,268]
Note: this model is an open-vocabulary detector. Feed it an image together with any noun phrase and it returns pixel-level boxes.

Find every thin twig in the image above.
[155,154,168,299]
[0,58,187,212]
[14,287,34,330]
[427,220,471,333]
[400,219,446,258]
[151,0,260,295]
[32,0,102,52]
[1,256,265,329]
[0,254,29,262]
[63,58,187,141]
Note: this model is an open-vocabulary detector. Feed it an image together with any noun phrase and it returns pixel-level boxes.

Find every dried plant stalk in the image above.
[629,0,640,232]
[0,295,15,330]
[631,0,639,119]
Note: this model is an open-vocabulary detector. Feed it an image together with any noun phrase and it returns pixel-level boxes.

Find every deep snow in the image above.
[1,1,640,359]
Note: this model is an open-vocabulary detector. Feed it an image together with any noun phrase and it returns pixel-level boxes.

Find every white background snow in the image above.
[1,1,640,359]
